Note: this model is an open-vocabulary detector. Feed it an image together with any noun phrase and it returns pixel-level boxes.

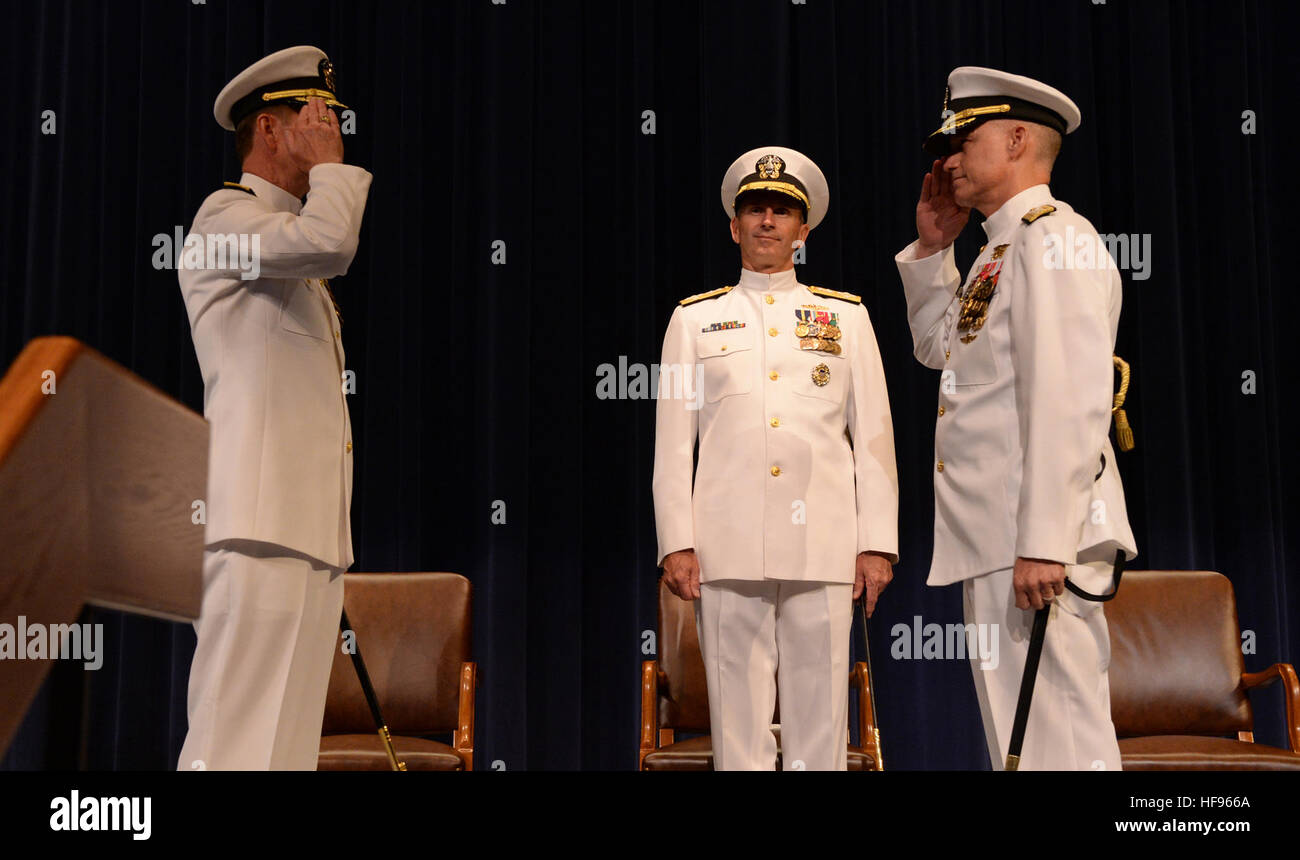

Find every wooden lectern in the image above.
[0,336,207,756]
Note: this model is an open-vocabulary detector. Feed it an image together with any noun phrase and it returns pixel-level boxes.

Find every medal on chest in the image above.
[795,306,842,355]
[956,243,1007,343]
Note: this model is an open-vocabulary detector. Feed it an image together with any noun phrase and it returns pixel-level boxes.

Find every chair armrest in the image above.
[850,662,883,771]
[640,660,660,770]
[1241,662,1300,752]
[454,661,476,770]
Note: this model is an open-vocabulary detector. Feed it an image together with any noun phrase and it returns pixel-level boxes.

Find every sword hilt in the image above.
[857,596,885,771]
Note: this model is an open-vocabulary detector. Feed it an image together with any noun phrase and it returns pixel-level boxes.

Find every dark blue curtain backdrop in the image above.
[1,0,1295,770]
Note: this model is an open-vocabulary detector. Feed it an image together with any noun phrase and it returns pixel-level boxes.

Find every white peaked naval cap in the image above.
[213,45,347,132]
[923,66,1081,156]
[721,146,830,230]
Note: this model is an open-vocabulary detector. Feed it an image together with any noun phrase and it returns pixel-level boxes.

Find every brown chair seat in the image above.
[1118,735,1300,771]
[642,734,878,772]
[642,736,714,771]
[318,734,465,771]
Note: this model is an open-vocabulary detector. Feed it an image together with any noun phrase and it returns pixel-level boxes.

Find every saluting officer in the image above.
[895,67,1137,770]
[653,147,899,771]
[177,46,372,770]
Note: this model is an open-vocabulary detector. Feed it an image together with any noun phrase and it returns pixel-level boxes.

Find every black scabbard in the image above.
[1004,549,1126,770]
[1004,605,1050,771]
[340,608,407,771]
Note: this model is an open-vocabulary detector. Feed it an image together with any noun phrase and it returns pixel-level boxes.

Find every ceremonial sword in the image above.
[340,608,408,771]
[1004,549,1125,771]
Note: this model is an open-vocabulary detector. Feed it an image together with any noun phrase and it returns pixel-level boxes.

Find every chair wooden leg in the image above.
[1242,662,1300,752]
[454,661,476,771]
[639,660,660,770]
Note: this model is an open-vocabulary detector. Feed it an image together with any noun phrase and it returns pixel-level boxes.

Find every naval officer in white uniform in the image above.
[177,46,372,770]
[653,147,899,770]
[895,67,1137,770]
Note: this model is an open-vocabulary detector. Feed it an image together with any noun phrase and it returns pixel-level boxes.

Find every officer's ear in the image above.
[796,221,810,245]
[1006,123,1030,162]
[254,111,283,153]
[729,216,742,245]
[255,106,296,153]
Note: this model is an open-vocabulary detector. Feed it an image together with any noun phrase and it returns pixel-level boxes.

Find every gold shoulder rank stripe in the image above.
[223,182,255,195]
[679,285,733,306]
[1021,204,1056,224]
[808,285,861,304]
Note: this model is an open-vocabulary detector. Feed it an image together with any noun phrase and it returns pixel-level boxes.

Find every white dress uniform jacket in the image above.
[653,267,899,583]
[178,164,372,570]
[895,184,1136,590]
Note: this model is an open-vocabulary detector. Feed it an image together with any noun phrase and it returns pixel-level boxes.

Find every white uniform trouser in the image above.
[695,579,852,771]
[179,539,345,771]
[963,560,1122,771]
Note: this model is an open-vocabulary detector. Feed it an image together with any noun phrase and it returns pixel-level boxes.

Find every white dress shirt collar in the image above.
[240,171,304,215]
[736,266,800,293]
[982,183,1053,240]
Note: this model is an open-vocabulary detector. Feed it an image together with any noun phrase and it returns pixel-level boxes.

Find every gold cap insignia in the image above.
[319,58,337,93]
[756,154,784,180]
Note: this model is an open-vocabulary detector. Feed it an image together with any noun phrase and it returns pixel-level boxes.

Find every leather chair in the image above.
[317,572,476,771]
[1106,570,1300,770]
[639,578,883,770]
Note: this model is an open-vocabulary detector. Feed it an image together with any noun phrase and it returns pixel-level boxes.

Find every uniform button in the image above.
[938,405,945,417]
[770,417,780,428]
[768,327,778,337]
[945,350,951,361]
[765,295,774,305]
[335,331,340,338]
[346,441,353,453]
[770,466,781,476]
[769,371,779,381]
[720,345,727,351]
[936,459,944,473]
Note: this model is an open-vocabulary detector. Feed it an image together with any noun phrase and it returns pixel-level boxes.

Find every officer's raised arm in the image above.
[195,95,370,280]
[896,159,968,368]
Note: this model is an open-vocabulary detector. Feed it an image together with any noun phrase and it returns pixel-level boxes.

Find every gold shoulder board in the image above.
[1021,204,1056,224]
[223,182,255,195]
[808,285,861,304]
[679,285,733,306]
